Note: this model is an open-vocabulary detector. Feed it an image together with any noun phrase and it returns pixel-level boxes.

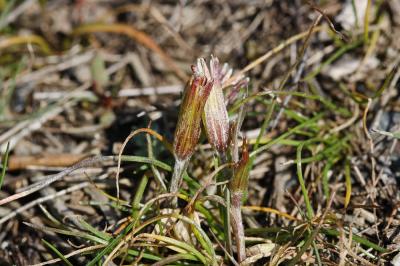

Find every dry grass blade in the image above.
[0,182,90,224]
[0,35,53,54]
[242,206,298,221]
[73,23,188,81]
[7,153,88,170]
[0,156,109,206]
[226,26,323,85]
[184,163,234,213]
[29,245,105,266]
[115,127,172,201]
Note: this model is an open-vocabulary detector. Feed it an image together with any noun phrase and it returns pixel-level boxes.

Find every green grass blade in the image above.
[42,239,73,266]
[119,155,172,171]
[304,40,363,81]
[251,113,323,157]
[77,217,112,241]
[0,142,10,190]
[296,143,314,220]
[131,174,149,219]
[140,233,208,264]
[24,222,108,245]
[322,228,388,253]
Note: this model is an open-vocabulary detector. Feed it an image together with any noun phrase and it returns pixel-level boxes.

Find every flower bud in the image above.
[202,56,230,154]
[173,59,214,162]
[229,140,250,196]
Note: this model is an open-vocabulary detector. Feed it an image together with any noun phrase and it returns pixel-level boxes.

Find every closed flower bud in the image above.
[173,59,214,162]
[202,56,230,154]
[229,140,250,196]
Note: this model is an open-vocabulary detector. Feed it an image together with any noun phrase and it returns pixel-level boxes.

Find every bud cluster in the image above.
[170,56,250,262]
[173,56,248,160]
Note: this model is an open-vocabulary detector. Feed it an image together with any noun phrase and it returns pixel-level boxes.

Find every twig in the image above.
[362,98,374,153]
[208,228,239,266]
[7,153,88,170]
[330,104,360,134]
[308,1,348,41]
[118,84,183,97]
[0,98,79,152]
[0,55,127,152]
[253,14,322,154]
[226,26,323,85]
[0,182,90,225]
[33,84,183,100]
[17,51,95,84]
[0,156,110,206]
[270,48,308,130]
[73,23,188,81]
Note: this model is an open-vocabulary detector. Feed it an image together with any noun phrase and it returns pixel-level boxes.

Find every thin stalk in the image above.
[132,174,149,219]
[252,14,321,157]
[312,241,322,266]
[169,158,188,207]
[351,0,359,28]
[303,40,363,81]
[0,142,10,190]
[231,192,245,262]
[297,143,314,220]
[322,159,334,201]
[146,131,167,191]
[219,152,233,256]
[231,90,247,163]
[364,0,372,44]
[224,185,233,256]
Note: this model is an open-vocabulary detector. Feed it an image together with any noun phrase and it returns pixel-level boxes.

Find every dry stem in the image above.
[231,191,246,263]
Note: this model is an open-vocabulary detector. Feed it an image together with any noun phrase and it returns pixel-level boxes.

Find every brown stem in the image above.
[231,191,246,263]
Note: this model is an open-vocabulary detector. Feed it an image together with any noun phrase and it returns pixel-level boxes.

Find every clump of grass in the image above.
[15,50,388,265]
[1,1,397,264]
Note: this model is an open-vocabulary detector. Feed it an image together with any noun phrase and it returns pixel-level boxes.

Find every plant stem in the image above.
[224,187,233,255]
[296,143,314,220]
[231,191,245,263]
[219,153,233,256]
[132,174,149,219]
[169,158,188,207]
